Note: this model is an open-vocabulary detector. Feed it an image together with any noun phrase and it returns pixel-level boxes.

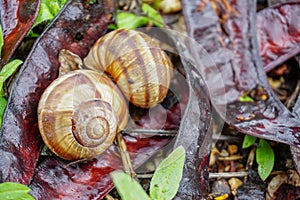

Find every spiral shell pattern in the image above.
[38,70,128,160]
[84,29,173,108]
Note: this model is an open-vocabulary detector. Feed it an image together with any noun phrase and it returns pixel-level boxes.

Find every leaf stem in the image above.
[116,132,137,179]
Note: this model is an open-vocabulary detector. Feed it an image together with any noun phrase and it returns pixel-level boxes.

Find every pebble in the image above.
[211,179,231,196]
[158,0,182,14]
[219,149,229,157]
[209,147,220,167]
[227,144,238,155]
[228,177,243,196]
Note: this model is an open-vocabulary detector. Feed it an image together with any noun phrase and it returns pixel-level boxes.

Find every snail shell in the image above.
[38,70,128,160]
[84,29,173,108]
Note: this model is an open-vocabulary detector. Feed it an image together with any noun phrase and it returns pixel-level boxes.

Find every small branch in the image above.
[116,132,137,179]
[124,128,177,137]
[136,173,153,179]
[285,80,300,109]
[105,194,116,200]
[209,172,248,179]
[218,155,243,161]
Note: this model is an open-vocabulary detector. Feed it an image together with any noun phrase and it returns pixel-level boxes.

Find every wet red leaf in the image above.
[186,0,300,148]
[180,0,300,196]
[257,1,300,71]
[0,0,116,184]
[0,0,40,66]
[29,135,171,199]
[0,1,184,198]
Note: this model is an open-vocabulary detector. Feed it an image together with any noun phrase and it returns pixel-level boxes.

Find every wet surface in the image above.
[0,0,40,65]
[257,1,300,71]
[0,0,116,184]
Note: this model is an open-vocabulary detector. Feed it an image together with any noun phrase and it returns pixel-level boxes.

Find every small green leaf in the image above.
[141,3,164,27]
[0,59,22,92]
[0,96,7,127]
[150,146,185,200]
[116,12,149,30]
[242,135,257,149]
[0,182,34,200]
[0,59,23,81]
[0,96,7,114]
[0,24,3,56]
[40,145,49,155]
[110,171,151,200]
[108,24,117,30]
[256,139,274,181]
[86,0,97,4]
[33,0,68,28]
[239,95,254,102]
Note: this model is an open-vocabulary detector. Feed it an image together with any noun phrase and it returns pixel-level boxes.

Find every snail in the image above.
[38,29,173,160]
[84,29,174,108]
[38,70,129,160]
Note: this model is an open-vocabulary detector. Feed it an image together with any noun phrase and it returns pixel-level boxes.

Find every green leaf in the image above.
[116,12,149,30]
[0,182,34,200]
[0,24,3,56]
[33,0,68,28]
[0,59,22,92]
[242,135,257,148]
[40,145,49,155]
[150,146,186,200]
[141,3,164,27]
[0,59,23,81]
[110,171,151,200]
[256,139,274,181]
[86,0,97,4]
[239,95,254,102]
[0,96,7,127]
[0,96,7,115]
[108,24,117,30]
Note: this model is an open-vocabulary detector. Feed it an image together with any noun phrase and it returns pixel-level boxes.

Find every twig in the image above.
[218,155,243,161]
[124,129,177,137]
[209,172,248,179]
[212,134,241,141]
[285,80,300,109]
[116,132,137,179]
[138,172,249,179]
[136,173,154,179]
[105,194,116,200]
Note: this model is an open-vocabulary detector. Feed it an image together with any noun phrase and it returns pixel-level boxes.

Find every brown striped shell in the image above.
[84,29,173,108]
[38,70,128,160]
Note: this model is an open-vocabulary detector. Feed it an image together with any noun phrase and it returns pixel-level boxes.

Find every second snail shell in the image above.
[84,29,174,108]
[38,70,128,160]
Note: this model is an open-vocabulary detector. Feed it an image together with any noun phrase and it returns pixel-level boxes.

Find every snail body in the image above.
[84,29,173,108]
[38,70,128,160]
[38,29,173,160]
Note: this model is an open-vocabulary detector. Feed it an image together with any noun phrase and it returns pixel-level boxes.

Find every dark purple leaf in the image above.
[185,0,300,147]
[290,145,300,174]
[173,59,212,199]
[256,0,300,178]
[0,0,40,66]
[0,0,116,184]
[291,56,300,175]
[179,0,300,196]
[257,0,300,71]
